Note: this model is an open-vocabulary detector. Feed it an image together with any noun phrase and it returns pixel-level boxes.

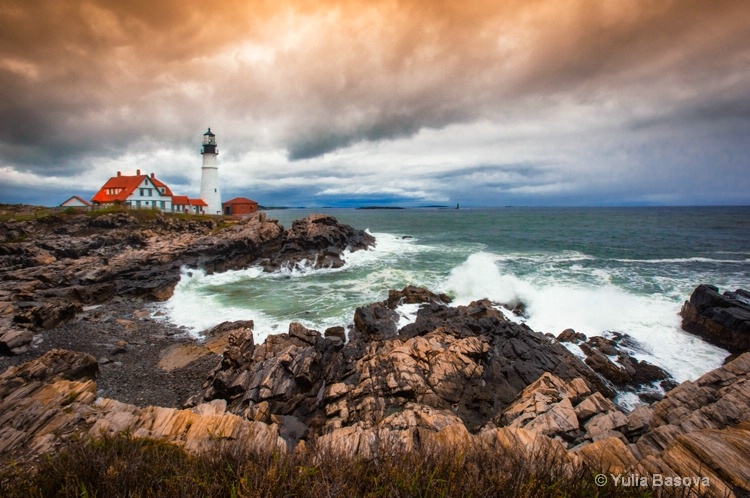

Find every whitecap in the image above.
[440,252,729,383]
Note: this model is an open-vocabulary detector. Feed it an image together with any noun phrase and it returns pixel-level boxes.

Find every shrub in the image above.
[0,432,671,497]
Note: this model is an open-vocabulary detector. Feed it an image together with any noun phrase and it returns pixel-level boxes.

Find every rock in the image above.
[386,286,451,308]
[587,336,618,356]
[265,214,375,271]
[580,339,674,390]
[636,352,750,458]
[499,372,629,448]
[194,292,615,440]
[0,349,286,463]
[350,302,400,341]
[0,328,33,355]
[2,332,750,497]
[324,326,346,342]
[617,354,671,385]
[583,348,631,385]
[680,284,750,353]
[575,392,616,422]
[557,328,577,342]
[585,410,628,440]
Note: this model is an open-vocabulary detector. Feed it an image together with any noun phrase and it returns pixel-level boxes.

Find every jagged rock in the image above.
[635,352,750,458]
[580,339,673,390]
[324,326,346,346]
[498,372,628,448]
[350,302,400,341]
[585,410,629,440]
[195,292,615,440]
[575,391,616,422]
[681,284,750,353]
[265,214,375,271]
[574,352,750,498]
[587,335,618,355]
[315,403,468,458]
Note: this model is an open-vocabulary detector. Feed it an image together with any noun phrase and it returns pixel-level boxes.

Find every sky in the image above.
[1,0,749,207]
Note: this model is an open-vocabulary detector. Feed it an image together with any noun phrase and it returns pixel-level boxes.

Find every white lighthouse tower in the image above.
[200,127,222,215]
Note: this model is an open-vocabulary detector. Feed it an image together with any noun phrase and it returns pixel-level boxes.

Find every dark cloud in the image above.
[1,0,749,206]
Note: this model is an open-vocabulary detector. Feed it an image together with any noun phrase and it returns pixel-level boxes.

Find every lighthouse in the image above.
[200,127,222,215]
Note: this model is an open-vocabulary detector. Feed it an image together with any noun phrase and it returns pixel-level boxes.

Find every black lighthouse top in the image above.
[201,128,217,155]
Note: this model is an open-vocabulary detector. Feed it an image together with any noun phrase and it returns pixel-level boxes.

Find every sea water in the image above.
[161,206,750,387]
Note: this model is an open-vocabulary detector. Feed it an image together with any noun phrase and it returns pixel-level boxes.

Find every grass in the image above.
[0,432,695,498]
[0,203,231,230]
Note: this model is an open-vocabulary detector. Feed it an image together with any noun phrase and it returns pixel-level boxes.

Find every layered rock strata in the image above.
[3,343,749,497]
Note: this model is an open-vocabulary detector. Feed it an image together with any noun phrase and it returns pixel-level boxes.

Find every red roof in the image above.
[91,173,174,203]
[223,197,258,205]
[172,196,207,207]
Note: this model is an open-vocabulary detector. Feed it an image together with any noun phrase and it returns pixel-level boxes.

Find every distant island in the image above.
[355,206,405,210]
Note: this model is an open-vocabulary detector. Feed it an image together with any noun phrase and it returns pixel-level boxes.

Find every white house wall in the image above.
[125,178,173,211]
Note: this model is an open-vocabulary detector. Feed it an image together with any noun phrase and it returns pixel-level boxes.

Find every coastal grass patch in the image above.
[0,432,677,498]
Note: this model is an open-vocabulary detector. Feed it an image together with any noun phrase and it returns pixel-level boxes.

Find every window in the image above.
[140,188,144,196]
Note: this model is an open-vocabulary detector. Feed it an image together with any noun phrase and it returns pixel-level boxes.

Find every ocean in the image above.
[161,206,749,401]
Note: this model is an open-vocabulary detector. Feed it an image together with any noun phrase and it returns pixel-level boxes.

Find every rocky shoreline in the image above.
[2,207,750,497]
[0,299,215,408]
[0,208,375,408]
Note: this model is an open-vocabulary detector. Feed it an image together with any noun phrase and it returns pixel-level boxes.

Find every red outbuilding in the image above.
[222,197,259,216]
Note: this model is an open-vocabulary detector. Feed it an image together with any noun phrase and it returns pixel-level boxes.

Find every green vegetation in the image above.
[0,203,229,226]
[0,432,664,498]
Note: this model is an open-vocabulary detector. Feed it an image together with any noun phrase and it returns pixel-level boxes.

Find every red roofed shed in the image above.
[222,197,259,216]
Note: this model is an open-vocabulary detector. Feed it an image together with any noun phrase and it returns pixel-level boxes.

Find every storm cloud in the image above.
[1,0,749,206]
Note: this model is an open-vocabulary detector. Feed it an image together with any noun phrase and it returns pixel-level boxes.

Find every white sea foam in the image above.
[161,232,431,339]
[441,252,728,383]
[396,303,422,329]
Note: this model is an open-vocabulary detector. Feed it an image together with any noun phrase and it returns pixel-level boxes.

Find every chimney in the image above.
[151,172,155,178]
[117,171,121,177]
[136,169,141,176]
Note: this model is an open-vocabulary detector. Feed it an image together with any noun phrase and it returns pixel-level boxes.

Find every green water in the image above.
[164,206,749,384]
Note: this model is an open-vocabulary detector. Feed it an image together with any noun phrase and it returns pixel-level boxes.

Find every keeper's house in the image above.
[91,170,205,214]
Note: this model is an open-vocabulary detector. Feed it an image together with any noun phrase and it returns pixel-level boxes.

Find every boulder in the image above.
[386,285,452,308]
[0,328,33,355]
[680,284,750,353]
